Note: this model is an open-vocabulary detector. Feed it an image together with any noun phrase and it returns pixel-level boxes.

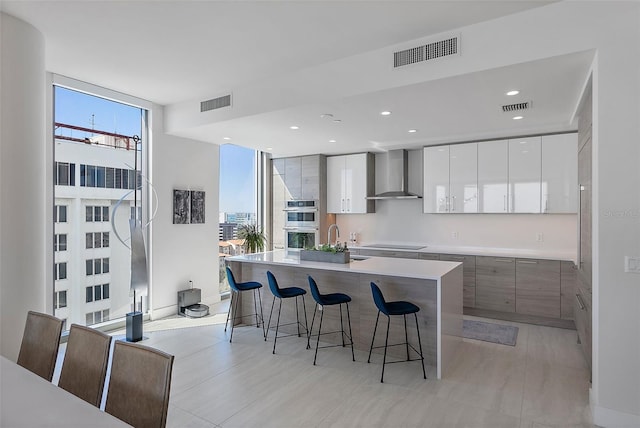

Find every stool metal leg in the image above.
[224,290,234,332]
[404,314,409,360]
[346,302,355,362]
[301,295,309,341]
[265,296,276,341]
[229,290,241,343]
[253,289,260,328]
[295,296,301,337]
[313,308,325,365]
[257,288,266,339]
[339,304,345,347]
[273,299,283,354]
[381,316,390,383]
[415,313,427,379]
[368,311,380,363]
[307,304,318,350]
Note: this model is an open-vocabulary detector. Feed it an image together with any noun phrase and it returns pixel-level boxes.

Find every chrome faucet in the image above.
[327,224,340,247]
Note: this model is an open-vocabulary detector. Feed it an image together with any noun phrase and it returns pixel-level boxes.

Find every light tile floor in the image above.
[56,301,595,428]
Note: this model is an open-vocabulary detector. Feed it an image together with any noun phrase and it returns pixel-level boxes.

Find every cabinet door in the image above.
[542,133,577,213]
[449,143,478,213]
[560,261,577,320]
[423,146,450,213]
[478,140,508,213]
[578,137,592,288]
[417,253,440,260]
[440,254,476,307]
[345,153,372,213]
[301,155,320,200]
[476,256,515,312]
[515,259,560,318]
[327,156,344,213]
[358,249,418,259]
[271,160,287,249]
[284,157,302,200]
[508,137,541,213]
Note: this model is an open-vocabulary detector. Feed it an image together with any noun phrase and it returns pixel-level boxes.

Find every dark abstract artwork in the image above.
[190,191,205,224]
[173,189,190,224]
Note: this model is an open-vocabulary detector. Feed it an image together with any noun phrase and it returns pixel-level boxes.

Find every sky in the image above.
[55,86,256,214]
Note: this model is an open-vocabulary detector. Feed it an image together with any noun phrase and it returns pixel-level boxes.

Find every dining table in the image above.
[0,355,130,427]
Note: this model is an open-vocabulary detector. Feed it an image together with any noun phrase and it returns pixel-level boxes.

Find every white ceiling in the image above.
[1,1,592,157]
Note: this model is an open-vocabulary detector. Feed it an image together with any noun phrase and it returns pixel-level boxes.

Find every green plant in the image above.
[310,243,347,253]
[237,223,266,254]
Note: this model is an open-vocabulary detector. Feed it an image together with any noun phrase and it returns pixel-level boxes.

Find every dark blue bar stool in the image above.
[224,266,265,343]
[265,271,309,354]
[307,275,355,365]
[368,282,427,383]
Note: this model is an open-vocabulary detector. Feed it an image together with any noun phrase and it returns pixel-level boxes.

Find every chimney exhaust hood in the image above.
[366,149,421,200]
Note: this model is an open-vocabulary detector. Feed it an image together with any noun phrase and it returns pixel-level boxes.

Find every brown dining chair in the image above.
[17,310,64,381]
[105,340,174,428]
[58,324,112,407]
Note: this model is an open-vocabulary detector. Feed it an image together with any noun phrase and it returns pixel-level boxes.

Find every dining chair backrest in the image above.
[226,266,240,292]
[17,310,63,381]
[307,275,323,305]
[58,324,112,407]
[370,282,389,316]
[105,341,174,428]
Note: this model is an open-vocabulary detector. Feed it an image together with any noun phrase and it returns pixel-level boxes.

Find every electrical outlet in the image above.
[536,232,544,242]
[624,256,640,273]
[451,231,458,239]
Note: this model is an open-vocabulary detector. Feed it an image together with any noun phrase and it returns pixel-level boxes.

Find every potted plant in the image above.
[237,223,266,254]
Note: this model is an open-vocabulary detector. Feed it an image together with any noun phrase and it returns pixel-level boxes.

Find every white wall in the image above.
[0,13,46,360]
[150,106,220,319]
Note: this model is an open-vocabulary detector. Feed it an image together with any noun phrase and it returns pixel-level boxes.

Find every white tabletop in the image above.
[0,356,130,427]
[228,250,460,281]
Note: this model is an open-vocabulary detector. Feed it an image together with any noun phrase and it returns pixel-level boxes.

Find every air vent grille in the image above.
[394,36,459,68]
[502,101,531,112]
[201,94,231,112]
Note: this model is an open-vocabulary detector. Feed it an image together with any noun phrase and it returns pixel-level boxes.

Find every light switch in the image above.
[624,256,640,274]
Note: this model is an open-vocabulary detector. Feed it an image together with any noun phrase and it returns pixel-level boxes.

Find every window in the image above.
[94,206,102,222]
[55,290,67,309]
[85,284,109,303]
[86,309,109,326]
[55,262,67,280]
[54,162,75,186]
[80,164,136,190]
[86,206,109,222]
[54,234,67,252]
[86,232,109,249]
[54,205,67,223]
[85,257,109,276]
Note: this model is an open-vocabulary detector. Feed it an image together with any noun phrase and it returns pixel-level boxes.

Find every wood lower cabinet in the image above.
[560,261,577,320]
[476,256,515,312]
[440,254,476,308]
[574,270,592,369]
[357,249,418,259]
[515,259,560,318]
[417,253,440,260]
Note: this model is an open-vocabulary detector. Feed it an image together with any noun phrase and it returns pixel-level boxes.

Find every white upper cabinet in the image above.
[541,133,578,213]
[423,146,450,213]
[327,153,374,214]
[508,136,542,213]
[478,140,508,213]
[450,143,478,213]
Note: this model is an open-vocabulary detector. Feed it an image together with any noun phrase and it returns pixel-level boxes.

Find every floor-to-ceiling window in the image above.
[53,84,148,329]
[218,144,257,293]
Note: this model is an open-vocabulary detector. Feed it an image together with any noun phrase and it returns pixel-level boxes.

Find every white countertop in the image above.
[227,250,460,281]
[353,243,576,263]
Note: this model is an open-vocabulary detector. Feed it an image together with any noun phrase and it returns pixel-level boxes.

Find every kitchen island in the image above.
[226,250,463,379]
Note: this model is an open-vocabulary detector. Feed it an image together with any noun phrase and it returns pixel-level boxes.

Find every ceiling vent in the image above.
[394,35,459,68]
[502,101,531,112]
[201,94,231,112]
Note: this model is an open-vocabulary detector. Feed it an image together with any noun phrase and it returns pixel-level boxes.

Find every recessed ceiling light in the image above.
[320,113,334,119]
[289,125,299,130]
[506,90,520,96]
[512,116,524,120]
[333,119,342,123]
[328,139,337,143]
[223,137,231,140]
[519,141,527,144]
[380,111,392,116]
[408,129,418,133]
[266,147,273,151]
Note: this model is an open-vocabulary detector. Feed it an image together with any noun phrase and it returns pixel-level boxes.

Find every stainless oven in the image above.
[284,200,319,250]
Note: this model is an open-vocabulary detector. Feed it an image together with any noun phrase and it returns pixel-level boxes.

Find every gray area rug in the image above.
[463,320,519,346]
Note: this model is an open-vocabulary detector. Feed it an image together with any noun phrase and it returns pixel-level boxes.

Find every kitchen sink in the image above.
[349,255,370,261]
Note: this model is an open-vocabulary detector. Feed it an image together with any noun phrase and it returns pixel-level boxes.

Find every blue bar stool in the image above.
[265,271,309,354]
[224,266,265,343]
[368,282,427,383]
[307,275,355,365]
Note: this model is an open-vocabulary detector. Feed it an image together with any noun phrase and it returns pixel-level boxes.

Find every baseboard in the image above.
[592,403,640,427]
[151,305,179,320]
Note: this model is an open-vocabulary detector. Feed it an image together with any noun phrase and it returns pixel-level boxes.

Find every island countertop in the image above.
[227,250,461,281]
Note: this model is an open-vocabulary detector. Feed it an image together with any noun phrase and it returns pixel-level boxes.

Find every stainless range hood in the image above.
[366,149,421,200]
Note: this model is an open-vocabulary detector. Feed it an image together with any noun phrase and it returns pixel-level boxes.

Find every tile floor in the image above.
[56,301,595,428]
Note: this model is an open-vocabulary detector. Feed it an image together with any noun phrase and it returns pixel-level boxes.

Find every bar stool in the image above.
[265,271,309,354]
[307,275,355,365]
[225,266,265,342]
[368,282,427,383]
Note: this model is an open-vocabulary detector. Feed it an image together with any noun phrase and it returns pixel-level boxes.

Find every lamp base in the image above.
[126,311,143,342]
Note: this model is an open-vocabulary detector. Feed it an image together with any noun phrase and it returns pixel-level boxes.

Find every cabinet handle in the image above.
[545,197,549,213]
[451,196,456,212]
[517,260,539,264]
[575,293,585,310]
[503,195,507,212]
[341,198,345,212]
[494,258,513,263]
[347,198,351,212]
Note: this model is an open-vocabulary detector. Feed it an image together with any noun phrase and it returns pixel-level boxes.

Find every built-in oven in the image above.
[284,200,320,251]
